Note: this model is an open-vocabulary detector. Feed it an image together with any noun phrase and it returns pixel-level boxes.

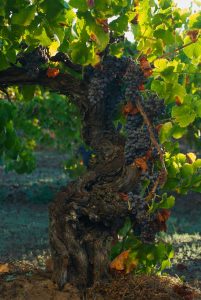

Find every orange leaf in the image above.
[118,193,129,201]
[157,209,171,223]
[185,75,190,86]
[175,96,182,106]
[138,84,145,91]
[110,250,130,271]
[122,102,139,116]
[139,56,151,70]
[90,33,97,42]
[46,68,60,78]
[143,69,153,78]
[134,157,148,172]
[187,30,199,42]
[96,18,109,33]
[0,263,10,273]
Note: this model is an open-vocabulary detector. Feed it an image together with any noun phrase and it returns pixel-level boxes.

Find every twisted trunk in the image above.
[0,62,139,291]
[49,94,139,290]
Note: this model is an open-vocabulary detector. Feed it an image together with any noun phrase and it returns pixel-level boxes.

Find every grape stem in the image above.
[135,97,167,192]
[156,40,197,60]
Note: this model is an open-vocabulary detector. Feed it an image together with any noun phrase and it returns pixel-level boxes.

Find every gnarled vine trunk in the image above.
[49,90,139,290]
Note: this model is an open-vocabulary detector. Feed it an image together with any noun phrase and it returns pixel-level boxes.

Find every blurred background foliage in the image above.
[0,88,83,175]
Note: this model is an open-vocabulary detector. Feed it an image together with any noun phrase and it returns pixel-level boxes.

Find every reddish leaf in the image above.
[47,68,60,78]
[143,69,153,78]
[159,209,171,222]
[138,84,145,91]
[134,157,148,172]
[187,30,199,42]
[90,33,97,42]
[139,56,151,70]
[96,18,109,33]
[118,192,129,201]
[185,75,190,85]
[87,0,95,8]
[122,102,139,116]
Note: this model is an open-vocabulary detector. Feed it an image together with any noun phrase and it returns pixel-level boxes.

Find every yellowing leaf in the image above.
[0,263,9,273]
[110,250,130,271]
[186,152,196,164]
[172,105,196,127]
[49,41,60,56]
[110,250,138,274]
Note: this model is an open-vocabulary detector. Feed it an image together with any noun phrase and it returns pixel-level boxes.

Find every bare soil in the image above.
[0,271,201,300]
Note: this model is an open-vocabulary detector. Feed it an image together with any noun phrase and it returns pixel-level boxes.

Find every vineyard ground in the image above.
[0,150,201,298]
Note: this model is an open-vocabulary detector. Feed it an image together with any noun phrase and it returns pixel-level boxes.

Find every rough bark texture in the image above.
[49,92,139,291]
[0,63,139,292]
[49,143,138,290]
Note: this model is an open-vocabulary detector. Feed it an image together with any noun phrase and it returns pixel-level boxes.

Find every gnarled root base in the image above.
[49,179,133,291]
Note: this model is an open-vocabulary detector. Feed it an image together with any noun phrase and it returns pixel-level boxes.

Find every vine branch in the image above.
[135,97,167,196]
[156,40,197,60]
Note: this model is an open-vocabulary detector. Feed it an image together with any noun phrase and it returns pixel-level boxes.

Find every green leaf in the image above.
[69,0,88,12]
[160,194,175,209]
[0,53,9,71]
[21,86,36,102]
[172,105,196,127]
[193,159,201,168]
[171,124,186,139]
[181,163,194,178]
[161,259,171,271]
[159,122,173,144]
[151,80,166,98]
[109,15,129,34]
[11,5,36,26]
[41,0,66,20]
[183,38,201,61]
[189,12,201,29]
[118,218,132,237]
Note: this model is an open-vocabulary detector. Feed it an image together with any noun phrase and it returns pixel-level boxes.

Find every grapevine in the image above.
[87,55,167,243]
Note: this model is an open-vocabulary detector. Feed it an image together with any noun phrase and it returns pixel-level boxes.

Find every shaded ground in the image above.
[0,271,200,300]
[0,150,201,296]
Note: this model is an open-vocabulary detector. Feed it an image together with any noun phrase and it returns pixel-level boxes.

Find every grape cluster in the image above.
[123,59,145,105]
[18,46,49,78]
[124,119,150,165]
[87,56,129,132]
[141,93,165,122]
[128,192,159,243]
[87,56,128,106]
